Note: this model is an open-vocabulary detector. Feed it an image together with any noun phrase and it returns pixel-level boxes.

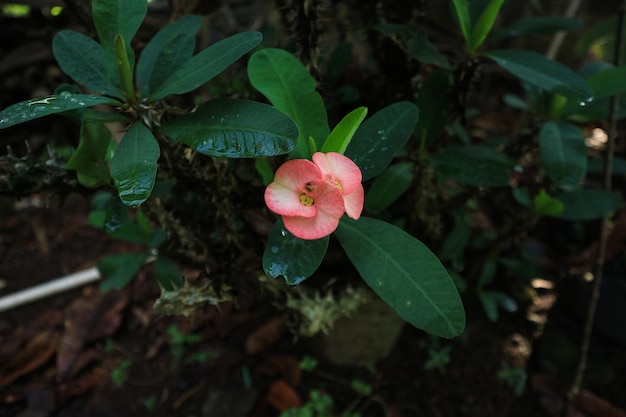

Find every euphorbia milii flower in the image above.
[265,159,345,240]
[312,152,364,220]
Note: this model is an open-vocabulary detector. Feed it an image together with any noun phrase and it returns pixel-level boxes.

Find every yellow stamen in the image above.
[299,194,314,206]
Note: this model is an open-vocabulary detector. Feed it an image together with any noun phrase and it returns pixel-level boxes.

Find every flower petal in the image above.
[283,210,340,240]
[343,184,364,219]
[274,159,322,190]
[312,152,362,194]
[265,182,316,217]
[314,183,345,219]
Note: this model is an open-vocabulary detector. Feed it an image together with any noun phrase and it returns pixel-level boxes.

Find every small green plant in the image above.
[110,358,132,388]
[497,362,527,396]
[279,390,361,417]
[423,337,452,374]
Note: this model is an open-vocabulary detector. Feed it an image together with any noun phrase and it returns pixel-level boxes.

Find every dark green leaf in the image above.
[92,0,146,81]
[484,49,593,102]
[553,189,623,220]
[110,123,160,206]
[0,93,122,129]
[65,120,114,188]
[154,256,184,291]
[492,16,582,39]
[373,25,450,69]
[346,101,419,181]
[439,217,471,261]
[159,98,297,157]
[587,65,626,99]
[248,48,329,158]
[136,15,203,98]
[538,121,587,188]
[451,0,471,46]
[263,219,329,285]
[415,70,451,146]
[429,145,515,187]
[150,32,262,101]
[335,217,465,338]
[52,30,121,97]
[99,251,149,291]
[364,162,414,213]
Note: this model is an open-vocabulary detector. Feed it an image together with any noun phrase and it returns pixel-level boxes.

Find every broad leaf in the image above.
[109,123,160,206]
[150,32,262,101]
[248,48,329,158]
[321,106,367,154]
[0,93,122,129]
[346,101,419,181]
[98,251,149,291]
[492,16,582,39]
[159,98,297,157]
[469,0,505,53]
[92,0,146,81]
[364,162,413,213]
[587,65,626,99]
[538,121,587,188]
[429,145,515,187]
[415,70,450,146]
[52,30,121,97]
[335,217,466,338]
[263,219,329,285]
[484,49,593,102]
[553,189,623,220]
[65,120,114,188]
[136,15,203,98]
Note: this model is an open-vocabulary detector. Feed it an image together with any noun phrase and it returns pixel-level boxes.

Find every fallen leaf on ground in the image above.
[0,330,59,388]
[266,379,301,412]
[245,316,287,355]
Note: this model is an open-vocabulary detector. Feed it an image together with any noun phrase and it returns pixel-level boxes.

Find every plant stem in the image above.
[561,2,625,415]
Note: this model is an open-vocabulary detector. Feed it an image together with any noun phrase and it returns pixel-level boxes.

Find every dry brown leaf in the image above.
[0,330,59,388]
[245,316,287,355]
[266,379,301,412]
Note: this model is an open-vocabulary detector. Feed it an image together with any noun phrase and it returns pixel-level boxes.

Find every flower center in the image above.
[299,194,314,206]
[334,180,343,191]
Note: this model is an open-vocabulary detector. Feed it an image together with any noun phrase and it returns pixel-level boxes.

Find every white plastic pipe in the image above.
[0,267,100,313]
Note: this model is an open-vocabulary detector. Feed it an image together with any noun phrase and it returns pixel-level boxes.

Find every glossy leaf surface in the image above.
[159,98,297,157]
[149,32,262,101]
[335,217,466,338]
[485,49,593,101]
[346,102,419,181]
[263,219,329,285]
[248,48,329,157]
[430,145,515,187]
[538,121,587,188]
[321,106,367,154]
[136,15,203,98]
[109,123,160,206]
[65,120,114,188]
[52,30,121,97]
[469,0,505,53]
[0,93,122,129]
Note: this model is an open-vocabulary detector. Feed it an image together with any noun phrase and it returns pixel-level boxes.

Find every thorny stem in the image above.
[561,2,625,415]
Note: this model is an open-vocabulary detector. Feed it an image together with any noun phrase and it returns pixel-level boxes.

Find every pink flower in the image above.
[264,153,364,240]
[312,152,364,220]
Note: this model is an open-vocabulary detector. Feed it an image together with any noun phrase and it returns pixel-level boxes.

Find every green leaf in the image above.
[110,123,160,206]
[533,189,564,216]
[92,0,146,82]
[451,0,472,46]
[321,106,367,154]
[159,98,297,157]
[538,121,587,188]
[98,251,149,291]
[65,120,114,188]
[439,217,471,261]
[248,48,329,158]
[429,145,515,187]
[587,65,626,99]
[484,49,593,102]
[335,217,465,338]
[492,16,582,39]
[553,189,623,220]
[373,25,450,69]
[469,0,505,53]
[346,101,419,181]
[263,219,329,285]
[52,30,121,97]
[149,32,262,101]
[154,256,184,291]
[135,15,203,98]
[114,34,136,105]
[0,93,122,129]
[364,162,413,213]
